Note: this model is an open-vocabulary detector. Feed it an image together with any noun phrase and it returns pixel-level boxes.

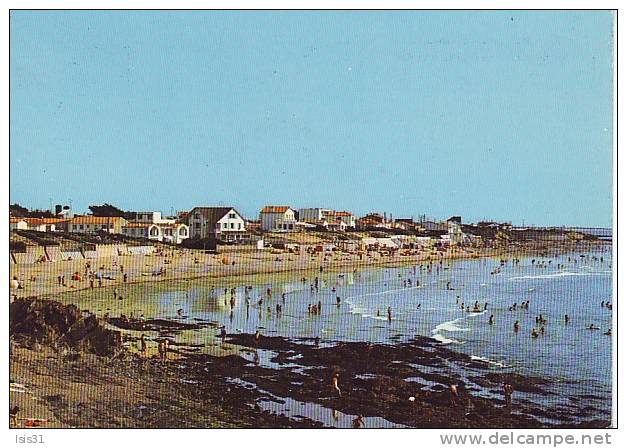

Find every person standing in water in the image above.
[387,306,392,323]
[332,373,342,397]
[503,383,514,410]
[139,334,147,357]
[514,321,520,333]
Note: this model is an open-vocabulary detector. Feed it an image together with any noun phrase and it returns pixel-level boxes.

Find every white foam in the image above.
[509,271,610,281]
[432,333,463,344]
[433,318,469,333]
[470,355,508,368]
[467,310,487,318]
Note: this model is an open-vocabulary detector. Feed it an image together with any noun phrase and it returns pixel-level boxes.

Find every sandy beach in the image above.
[10,240,588,300]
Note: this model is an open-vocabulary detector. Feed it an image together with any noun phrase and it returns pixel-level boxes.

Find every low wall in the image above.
[94,244,125,258]
[45,246,63,262]
[127,245,155,255]
[12,244,157,264]
[13,247,47,264]
[84,250,98,259]
[59,250,83,261]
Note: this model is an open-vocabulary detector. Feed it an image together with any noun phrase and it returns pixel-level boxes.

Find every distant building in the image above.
[132,211,175,224]
[357,213,388,230]
[54,204,73,219]
[299,208,333,222]
[421,220,448,232]
[67,216,127,234]
[21,217,66,232]
[260,206,297,232]
[9,217,28,231]
[121,222,189,244]
[183,207,247,242]
[324,211,356,229]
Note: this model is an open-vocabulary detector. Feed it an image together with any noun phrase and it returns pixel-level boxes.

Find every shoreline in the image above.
[11,239,607,301]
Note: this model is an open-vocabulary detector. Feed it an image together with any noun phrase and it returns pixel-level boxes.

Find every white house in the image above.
[133,211,176,224]
[260,206,297,232]
[122,222,189,244]
[183,207,247,242]
[299,208,333,222]
[324,211,356,229]
[21,217,67,232]
[9,218,28,231]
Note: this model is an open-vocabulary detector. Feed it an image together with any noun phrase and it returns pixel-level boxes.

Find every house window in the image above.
[223,223,228,229]
[194,223,200,229]
[229,213,236,219]
[150,227,159,237]
[230,223,234,229]
[79,224,84,230]
[238,223,241,230]
[194,213,200,219]
[72,224,77,230]
[180,228,187,236]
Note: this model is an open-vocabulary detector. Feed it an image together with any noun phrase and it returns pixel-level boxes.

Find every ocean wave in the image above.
[432,318,470,333]
[432,333,464,345]
[470,355,508,368]
[346,301,390,321]
[509,271,610,281]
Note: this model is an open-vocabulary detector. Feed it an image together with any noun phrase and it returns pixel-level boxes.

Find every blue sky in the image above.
[10,11,614,226]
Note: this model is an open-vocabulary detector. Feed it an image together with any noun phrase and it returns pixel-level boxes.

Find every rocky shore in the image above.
[9,298,610,428]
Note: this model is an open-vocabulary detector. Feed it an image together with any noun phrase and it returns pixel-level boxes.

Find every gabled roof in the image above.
[261,206,292,214]
[184,207,241,226]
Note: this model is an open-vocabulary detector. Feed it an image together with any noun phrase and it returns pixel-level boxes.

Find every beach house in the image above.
[121,222,189,244]
[9,217,28,231]
[67,216,128,234]
[299,208,333,222]
[260,206,297,232]
[183,207,247,242]
[324,211,356,229]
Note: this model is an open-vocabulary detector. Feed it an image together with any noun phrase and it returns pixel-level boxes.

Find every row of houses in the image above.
[181,205,358,236]
[10,203,477,246]
[10,213,190,245]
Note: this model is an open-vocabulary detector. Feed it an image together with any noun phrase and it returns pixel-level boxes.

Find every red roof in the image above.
[261,206,291,214]
[71,216,126,224]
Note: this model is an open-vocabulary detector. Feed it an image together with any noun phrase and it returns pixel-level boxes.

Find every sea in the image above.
[66,245,614,425]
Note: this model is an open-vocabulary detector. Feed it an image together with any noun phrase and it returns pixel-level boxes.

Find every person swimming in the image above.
[588,324,600,330]
[489,314,494,325]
